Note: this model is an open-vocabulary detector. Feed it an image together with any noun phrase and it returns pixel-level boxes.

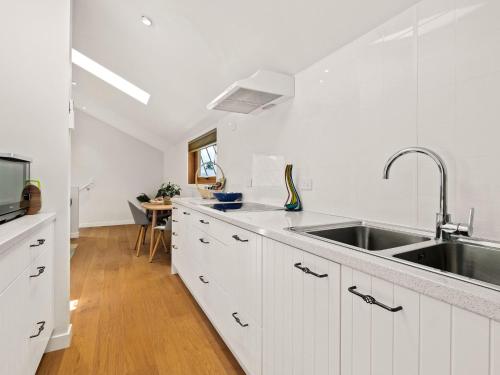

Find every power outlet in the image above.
[300,178,313,191]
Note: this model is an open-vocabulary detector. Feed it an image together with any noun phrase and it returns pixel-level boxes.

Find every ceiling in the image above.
[72,0,420,150]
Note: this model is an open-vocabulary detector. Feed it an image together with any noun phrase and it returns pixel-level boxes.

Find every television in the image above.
[0,153,31,224]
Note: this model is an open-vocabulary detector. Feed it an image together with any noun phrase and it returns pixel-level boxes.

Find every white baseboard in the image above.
[79,219,134,228]
[70,231,79,239]
[45,324,72,352]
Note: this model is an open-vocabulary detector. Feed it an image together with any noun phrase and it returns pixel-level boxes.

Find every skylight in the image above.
[71,48,150,105]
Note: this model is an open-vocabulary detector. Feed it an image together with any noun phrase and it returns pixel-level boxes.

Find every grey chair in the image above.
[128,201,150,257]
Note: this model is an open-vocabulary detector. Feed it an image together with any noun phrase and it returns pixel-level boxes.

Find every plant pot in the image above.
[163,197,172,205]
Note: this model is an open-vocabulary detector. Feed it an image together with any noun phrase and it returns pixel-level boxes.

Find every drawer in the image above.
[28,222,54,262]
[28,247,54,374]
[0,238,30,294]
[209,281,262,375]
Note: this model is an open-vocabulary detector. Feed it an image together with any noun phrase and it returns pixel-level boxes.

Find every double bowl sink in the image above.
[289,222,500,291]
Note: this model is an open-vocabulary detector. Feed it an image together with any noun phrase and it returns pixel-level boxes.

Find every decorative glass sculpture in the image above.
[284,164,302,211]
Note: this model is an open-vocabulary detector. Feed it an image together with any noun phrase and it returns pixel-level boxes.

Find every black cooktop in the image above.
[203,202,283,212]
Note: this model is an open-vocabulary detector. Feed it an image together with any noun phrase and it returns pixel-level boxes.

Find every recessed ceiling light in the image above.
[324,69,329,73]
[82,106,87,110]
[72,81,77,86]
[71,48,150,105]
[141,16,152,27]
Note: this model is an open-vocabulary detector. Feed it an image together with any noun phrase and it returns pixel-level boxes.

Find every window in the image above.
[188,129,217,184]
[198,144,217,178]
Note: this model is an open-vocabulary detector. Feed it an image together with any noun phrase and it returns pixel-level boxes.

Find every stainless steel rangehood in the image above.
[207,70,294,114]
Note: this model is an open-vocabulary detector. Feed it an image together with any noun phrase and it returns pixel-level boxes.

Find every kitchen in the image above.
[1,0,500,374]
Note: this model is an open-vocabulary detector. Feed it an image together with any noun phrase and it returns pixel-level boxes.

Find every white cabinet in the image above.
[0,219,55,375]
[262,239,340,375]
[171,205,262,375]
[341,265,500,375]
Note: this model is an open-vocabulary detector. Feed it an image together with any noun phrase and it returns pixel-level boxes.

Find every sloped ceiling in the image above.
[72,0,420,149]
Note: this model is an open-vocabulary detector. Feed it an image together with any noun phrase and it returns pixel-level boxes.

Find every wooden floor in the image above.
[37,225,244,375]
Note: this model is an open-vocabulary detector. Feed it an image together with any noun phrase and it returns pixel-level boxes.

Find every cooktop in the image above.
[203,202,283,212]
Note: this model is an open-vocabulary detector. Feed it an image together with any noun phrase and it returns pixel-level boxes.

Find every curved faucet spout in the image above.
[382,147,448,238]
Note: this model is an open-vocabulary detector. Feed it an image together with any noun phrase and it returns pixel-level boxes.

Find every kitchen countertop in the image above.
[0,213,56,256]
[173,197,500,321]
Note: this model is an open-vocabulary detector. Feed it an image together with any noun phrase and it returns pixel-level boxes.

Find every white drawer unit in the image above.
[172,202,500,375]
[172,206,262,375]
[0,218,55,375]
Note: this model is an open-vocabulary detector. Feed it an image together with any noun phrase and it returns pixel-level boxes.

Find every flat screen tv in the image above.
[0,153,31,224]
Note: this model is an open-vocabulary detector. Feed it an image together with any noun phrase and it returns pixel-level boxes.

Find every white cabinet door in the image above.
[213,225,262,325]
[27,247,54,374]
[0,269,30,375]
[263,239,340,375]
[341,265,497,375]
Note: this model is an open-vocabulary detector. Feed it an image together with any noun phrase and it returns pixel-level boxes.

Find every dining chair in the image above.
[150,217,170,262]
[128,201,150,256]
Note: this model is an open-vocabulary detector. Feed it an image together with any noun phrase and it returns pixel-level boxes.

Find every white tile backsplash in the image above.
[166,0,500,241]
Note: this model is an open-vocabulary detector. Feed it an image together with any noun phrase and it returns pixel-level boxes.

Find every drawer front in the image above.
[208,281,262,375]
[214,226,262,325]
[191,211,213,234]
[28,247,54,374]
[0,238,30,295]
[28,222,54,262]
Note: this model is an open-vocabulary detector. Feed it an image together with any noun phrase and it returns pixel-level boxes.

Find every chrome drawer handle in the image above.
[199,238,210,244]
[172,219,178,223]
[294,262,328,278]
[199,275,209,284]
[30,321,46,338]
[172,207,178,210]
[232,235,248,242]
[348,286,402,312]
[30,266,46,278]
[172,232,178,236]
[199,219,209,224]
[232,312,249,327]
[172,245,178,250]
[183,212,191,215]
[30,239,46,247]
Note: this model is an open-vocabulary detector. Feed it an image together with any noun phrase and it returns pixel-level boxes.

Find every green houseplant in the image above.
[156,182,181,203]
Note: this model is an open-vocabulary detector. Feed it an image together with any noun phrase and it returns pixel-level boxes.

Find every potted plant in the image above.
[156,182,181,204]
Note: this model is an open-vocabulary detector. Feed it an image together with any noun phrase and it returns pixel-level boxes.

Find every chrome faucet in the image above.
[382,146,474,240]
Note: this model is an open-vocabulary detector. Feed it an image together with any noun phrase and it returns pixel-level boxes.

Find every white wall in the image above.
[0,0,71,344]
[72,110,164,227]
[165,0,500,241]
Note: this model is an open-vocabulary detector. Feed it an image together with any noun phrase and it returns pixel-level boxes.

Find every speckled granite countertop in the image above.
[173,198,500,321]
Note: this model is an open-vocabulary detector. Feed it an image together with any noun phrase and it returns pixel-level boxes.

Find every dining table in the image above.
[141,202,173,259]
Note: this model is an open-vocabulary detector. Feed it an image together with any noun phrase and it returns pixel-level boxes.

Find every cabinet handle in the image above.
[172,232,178,236]
[199,275,209,284]
[183,212,191,216]
[232,312,249,327]
[294,262,328,278]
[172,219,178,223]
[199,238,210,244]
[30,266,46,278]
[348,286,403,312]
[30,321,46,338]
[172,245,178,250]
[232,235,249,242]
[30,239,46,247]
[173,207,178,210]
[199,219,209,224]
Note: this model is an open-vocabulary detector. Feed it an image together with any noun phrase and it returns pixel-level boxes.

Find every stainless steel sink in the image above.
[289,222,431,251]
[393,241,500,287]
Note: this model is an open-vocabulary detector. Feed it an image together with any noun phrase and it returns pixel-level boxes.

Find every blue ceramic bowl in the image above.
[213,192,243,202]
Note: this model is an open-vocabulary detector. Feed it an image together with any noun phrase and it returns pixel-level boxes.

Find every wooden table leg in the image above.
[150,210,157,259]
